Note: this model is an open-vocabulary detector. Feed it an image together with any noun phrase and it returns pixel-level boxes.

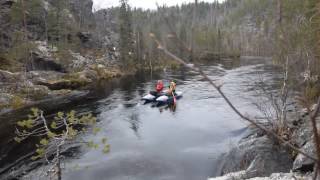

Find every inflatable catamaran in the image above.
[142,91,183,105]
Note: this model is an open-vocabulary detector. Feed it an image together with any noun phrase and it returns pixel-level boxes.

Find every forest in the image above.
[0,0,320,180]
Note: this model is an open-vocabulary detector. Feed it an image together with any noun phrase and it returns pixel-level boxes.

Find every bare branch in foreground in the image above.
[149,33,318,162]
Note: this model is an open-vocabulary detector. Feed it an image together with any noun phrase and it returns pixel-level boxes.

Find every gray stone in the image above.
[291,119,313,148]
[293,140,316,172]
[0,70,20,83]
[217,135,293,178]
[28,52,65,72]
[77,31,92,43]
[27,41,65,72]
[0,93,13,105]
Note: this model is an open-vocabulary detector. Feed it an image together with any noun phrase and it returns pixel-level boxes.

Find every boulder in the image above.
[27,52,65,72]
[27,41,65,72]
[290,118,313,148]
[292,140,316,172]
[77,32,92,43]
[0,70,21,83]
[217,135,292,178]
[0,93,13,106]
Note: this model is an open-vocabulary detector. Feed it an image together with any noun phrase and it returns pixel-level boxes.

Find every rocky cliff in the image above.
[0,0,121,113]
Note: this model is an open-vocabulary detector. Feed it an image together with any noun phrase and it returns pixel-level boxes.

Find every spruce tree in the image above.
[119,0,135,70]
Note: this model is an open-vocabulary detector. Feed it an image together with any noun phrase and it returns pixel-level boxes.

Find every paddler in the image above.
[150,80,164,96]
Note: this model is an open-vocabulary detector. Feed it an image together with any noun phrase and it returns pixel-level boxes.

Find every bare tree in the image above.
[251,56,290,139]
[190,0,198,61]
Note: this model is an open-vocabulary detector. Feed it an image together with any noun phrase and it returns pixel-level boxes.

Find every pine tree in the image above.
[7,0,41,69]
[309,1,320,74]
[119,0,135,70]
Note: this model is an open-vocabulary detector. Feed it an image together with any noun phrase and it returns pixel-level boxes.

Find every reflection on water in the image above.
[0,57,281,180]
[128,113,141,139]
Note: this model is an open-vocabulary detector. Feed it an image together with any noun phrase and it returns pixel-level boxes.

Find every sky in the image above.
[93,0,225,10]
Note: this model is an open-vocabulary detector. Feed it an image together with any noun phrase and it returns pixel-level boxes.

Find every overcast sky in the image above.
[93,0,225,10]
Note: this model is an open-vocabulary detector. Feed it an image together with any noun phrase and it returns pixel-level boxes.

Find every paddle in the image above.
[172,91,177,105]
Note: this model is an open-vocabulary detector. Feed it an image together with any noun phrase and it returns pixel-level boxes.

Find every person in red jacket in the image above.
[156,80,164,93]
[150,80,164,96]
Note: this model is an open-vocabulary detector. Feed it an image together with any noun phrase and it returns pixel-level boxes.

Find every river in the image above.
[0,57,282,180]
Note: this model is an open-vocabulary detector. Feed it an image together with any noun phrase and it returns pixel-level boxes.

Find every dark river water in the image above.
[0,57,281,180]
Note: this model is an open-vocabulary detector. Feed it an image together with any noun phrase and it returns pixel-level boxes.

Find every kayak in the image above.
[142,91,183,105]
[142,91,165,103]
[156,91,183,106]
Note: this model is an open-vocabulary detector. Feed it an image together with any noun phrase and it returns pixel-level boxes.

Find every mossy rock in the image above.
[0,93,26,110]
[91,64,122,80]
[50,89,73,96]
[38,78,91,90]
[9,96,25,109]
[17,85,49,100]
[97,69,122,79]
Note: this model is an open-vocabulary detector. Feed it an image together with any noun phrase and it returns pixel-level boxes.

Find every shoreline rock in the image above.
[209,104,317,180]
[208,172,312,180]
[215,132,293,179]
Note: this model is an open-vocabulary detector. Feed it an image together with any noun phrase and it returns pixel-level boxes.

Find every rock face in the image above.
[94,9,120,62]
[1,0,120,72]
[46,0,95,30]
[0,0,123,114]
[216,132,293,179]
[68,0,95,29]
[27,41,65,72]
[1,0,96,46]
[0,70,21,82]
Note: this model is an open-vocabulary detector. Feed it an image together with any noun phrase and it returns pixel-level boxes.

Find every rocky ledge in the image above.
[0,41,122,114]
[209,104,317,180]
[0,66,122,114]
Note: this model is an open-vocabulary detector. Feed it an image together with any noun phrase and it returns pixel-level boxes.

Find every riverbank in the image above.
[209,102,317,179]
[0,67,122,114]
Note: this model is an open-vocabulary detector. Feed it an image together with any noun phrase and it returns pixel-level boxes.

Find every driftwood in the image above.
[149,33,318,162]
